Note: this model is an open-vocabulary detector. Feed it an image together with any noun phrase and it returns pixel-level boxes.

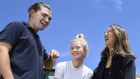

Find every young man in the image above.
[0,2,59,79]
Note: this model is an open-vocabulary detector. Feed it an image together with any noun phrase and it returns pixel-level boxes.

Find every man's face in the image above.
[31,5,52,32]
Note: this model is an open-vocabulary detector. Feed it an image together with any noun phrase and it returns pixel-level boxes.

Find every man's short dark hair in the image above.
[28,2,51,17]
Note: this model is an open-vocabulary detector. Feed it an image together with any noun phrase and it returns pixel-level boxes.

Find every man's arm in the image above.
[44,49,59,69]
[0,42,14,79]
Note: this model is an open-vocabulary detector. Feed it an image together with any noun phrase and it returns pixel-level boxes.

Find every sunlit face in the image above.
[70,40,86,60]
[104,27,116,48]
[31,5,52,32]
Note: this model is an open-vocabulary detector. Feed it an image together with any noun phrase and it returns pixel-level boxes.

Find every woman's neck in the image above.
[72,60,83,68]
[109,47,114,56]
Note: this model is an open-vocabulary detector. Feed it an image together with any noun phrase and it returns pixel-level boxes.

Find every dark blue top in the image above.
[0,22,48,79]
[102,68,111,79]
[92,55,136,79]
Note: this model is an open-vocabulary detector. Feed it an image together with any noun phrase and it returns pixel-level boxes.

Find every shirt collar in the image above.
[22,21,39,38]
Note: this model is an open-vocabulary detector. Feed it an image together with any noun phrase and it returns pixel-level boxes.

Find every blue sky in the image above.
[0,0,140,74]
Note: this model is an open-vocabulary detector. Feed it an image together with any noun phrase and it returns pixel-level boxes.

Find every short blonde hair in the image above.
[71,34,88,53]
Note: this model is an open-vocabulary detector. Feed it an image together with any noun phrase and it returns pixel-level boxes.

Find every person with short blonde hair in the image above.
[54,34,93,79]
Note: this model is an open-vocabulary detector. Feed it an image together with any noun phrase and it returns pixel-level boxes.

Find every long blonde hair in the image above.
[102,24,136,59]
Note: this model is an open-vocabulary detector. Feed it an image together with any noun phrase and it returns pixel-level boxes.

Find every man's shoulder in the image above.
[8,21,25,27]
[10,21,22,24]
[5,21,27,31]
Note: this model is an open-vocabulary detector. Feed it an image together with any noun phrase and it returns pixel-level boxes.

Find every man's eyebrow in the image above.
[42,12,52,20]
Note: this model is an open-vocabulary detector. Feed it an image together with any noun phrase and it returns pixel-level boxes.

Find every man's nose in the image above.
[45,17,49,22]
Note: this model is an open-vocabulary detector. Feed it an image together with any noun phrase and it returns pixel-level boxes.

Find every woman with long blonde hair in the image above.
[92,24,136,79]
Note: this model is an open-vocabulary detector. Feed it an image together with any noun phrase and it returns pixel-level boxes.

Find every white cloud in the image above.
[113,0,123,10]
[91,0,124,10]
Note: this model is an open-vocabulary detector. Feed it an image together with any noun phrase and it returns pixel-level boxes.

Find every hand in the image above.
[48,49,59,59]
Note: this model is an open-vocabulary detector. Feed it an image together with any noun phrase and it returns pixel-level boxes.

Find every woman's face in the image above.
[104,27,116,49]
[70,40,86,60]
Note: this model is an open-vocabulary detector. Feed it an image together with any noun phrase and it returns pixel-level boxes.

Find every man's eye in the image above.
[48,17,52,21]
[42,14,48,17]
[42,14,52,21]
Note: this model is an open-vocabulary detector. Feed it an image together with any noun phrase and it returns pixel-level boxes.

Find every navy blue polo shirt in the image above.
[0,22,48,79]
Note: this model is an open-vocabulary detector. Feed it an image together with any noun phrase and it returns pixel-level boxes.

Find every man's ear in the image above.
[30,9,35,17]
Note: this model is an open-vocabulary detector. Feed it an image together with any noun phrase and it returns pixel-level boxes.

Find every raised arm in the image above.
[44,49,59,69]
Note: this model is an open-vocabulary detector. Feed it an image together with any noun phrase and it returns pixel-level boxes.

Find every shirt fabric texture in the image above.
[92,55,136,79]
[0,21,48,79]
[54,60,93,79]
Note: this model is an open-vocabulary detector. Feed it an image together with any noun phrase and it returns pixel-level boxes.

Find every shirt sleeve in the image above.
[43,49,48,60]
[84,70,93,79]
[0,22,24,47]
[124,56,136,79]
[54,62,65,78]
